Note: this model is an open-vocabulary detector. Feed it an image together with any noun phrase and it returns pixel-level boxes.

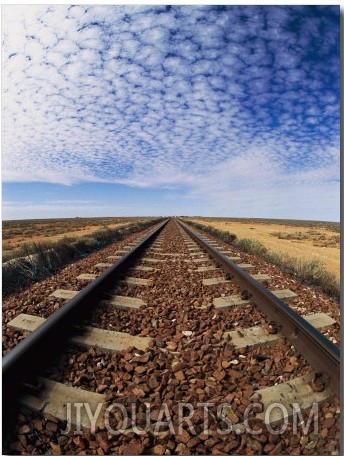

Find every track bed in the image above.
[2,219,340,455]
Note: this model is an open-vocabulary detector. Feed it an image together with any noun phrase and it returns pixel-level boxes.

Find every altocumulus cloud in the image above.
[2,5,340,218]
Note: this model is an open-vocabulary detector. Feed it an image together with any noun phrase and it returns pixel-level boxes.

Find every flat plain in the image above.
[2,217,144,259]
[188,217,340,280]
[3,216,340,281]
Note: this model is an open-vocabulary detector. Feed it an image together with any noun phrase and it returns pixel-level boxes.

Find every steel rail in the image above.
[178,219,340,396]
[2,219,169,401]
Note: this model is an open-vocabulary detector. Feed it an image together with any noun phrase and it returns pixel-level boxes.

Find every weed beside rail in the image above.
[186,221,340,301]
[2,219,162,298]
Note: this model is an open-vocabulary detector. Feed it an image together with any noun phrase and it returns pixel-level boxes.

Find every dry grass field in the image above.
[2,216,160,297]
[188,218,340,280]
[2,217,142,259]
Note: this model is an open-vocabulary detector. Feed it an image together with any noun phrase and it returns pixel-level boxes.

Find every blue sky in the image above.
[2,5,340,221]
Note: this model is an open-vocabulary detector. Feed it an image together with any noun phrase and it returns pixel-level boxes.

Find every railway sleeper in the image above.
[8,313,152,352]
[213,288,298,310]
[19,377,106,430]
[225,312,335,349]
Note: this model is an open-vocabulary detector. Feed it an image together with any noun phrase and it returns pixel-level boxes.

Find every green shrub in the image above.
[270,231,307,240]
[2,251,15,262]
[2,218,163,298]
[185,220,340,301]
[73,236,99,254]
[187,221,237,243]
[233,238,268,256]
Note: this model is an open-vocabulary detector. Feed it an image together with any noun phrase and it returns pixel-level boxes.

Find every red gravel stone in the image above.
[121,441,145,455]
[2,220,340,455]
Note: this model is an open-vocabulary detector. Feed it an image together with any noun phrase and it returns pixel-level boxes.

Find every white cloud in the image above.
[2,5,340,220]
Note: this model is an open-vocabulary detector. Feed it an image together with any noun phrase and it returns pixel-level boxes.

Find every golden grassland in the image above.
[2,217,144,256]
[188,218,340,280]
[2,217,160,297]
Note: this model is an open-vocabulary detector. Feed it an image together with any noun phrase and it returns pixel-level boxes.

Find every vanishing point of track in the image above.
[3,218,340,455]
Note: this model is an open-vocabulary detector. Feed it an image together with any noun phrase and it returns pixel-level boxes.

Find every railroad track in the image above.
[2,218,340,455]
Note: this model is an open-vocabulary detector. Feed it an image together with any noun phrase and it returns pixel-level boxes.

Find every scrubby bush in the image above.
[185,220,340,300]
[270,231,308,240]
[2,218,163,298]
[233,238,268,256]
[73,236,99,254]
[187,221,237,243]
